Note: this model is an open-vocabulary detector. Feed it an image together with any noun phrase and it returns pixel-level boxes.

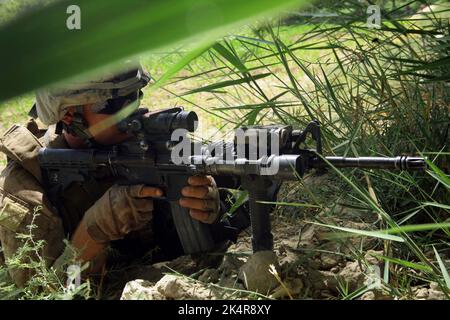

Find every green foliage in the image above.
[0,0,308,102]
[0,208,92,300]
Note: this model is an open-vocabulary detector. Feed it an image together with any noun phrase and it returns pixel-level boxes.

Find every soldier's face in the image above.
[62,104,132,148]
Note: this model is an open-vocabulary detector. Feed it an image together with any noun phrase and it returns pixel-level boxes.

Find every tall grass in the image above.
[158,0,449,298]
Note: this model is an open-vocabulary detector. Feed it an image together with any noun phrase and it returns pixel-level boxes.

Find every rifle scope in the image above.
[144,109,198,133]
[118,107,198,134]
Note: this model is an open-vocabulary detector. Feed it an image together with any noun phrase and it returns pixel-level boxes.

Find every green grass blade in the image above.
[371,254,433,272]
[311,222,405,242]
[433,246,450,290]
[183,72,272,95]
[381,223,450,235]
[212,43,249,74]
[225,190,248,216]
[420,202,450,211]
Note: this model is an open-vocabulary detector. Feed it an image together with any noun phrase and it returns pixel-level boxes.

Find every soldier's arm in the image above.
[70,219,108,274]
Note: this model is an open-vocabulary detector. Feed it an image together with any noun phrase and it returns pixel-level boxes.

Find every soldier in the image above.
[0,63,247,288]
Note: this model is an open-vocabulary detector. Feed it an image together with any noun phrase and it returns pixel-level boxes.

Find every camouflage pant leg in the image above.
[0,162,65,287]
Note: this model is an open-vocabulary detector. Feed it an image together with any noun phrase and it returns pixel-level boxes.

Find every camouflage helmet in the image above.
[33,62,152,125]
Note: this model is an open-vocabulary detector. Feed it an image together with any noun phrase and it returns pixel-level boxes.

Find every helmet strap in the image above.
[57,106,97,148]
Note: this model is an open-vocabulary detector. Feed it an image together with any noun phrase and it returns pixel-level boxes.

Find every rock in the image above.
[121,274,237,300]
[155,275,219,299]
[156,275,186,298]
[299,225,316,246]
[412,283,447,300]
[319,253,341,270]
[120,279,165,300]
[413,287,429,299]
[279,250,299,271]
[338,261,366,291]
[430,282,440,291]
[428,282,446,300]
[238,250,280,293]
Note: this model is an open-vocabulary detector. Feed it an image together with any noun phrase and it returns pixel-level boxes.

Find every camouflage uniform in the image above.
[0,121,157,287]
[0,121,66,286]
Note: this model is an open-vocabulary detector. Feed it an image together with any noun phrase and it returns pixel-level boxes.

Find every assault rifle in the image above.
[38,107,426,255]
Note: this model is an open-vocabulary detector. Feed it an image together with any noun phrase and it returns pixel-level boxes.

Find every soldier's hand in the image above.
[180,175,220,224]
[83,184,163,243]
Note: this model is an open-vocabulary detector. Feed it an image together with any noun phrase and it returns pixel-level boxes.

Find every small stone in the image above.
[156,275,184,299]
[320,253,341,269]
[155,275,219,299]
[414,288,429,299]
[429,282,440,290]
[299,225,316,245]
[279,251,298,270]
[120,279,164,300]
[338,261,366,291]
[428,283,446,300]
[238,250,280,293]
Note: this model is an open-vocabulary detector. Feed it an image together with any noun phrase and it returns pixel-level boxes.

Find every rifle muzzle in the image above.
[315,156,426,170]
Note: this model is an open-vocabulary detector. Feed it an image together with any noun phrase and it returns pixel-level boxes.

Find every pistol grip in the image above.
[241,176,274,252]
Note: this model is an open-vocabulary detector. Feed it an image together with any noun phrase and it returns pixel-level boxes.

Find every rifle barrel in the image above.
[315,156,426,170]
